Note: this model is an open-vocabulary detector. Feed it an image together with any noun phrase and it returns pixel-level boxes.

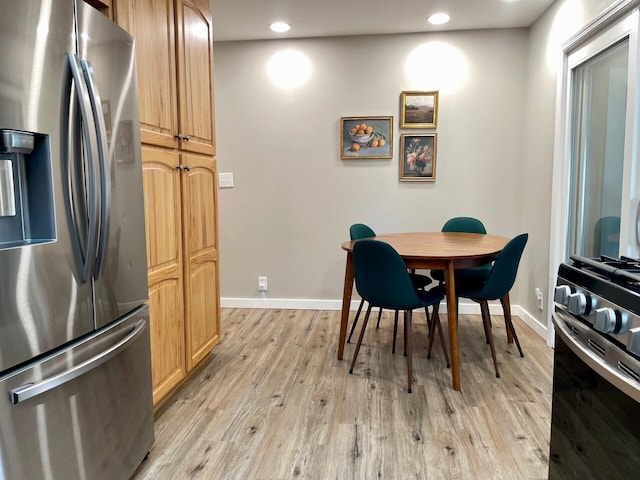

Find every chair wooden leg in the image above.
[403,312,408,357]
[375,307,383,329]
[427,310,437,359]
[433,305,450,368]
[427,305,442,354]
[479,300,490,345]
[347,299,365,343]
[424,306,431,336]
[500,294,514,344]
[406,310,413,394]
[392,310,399,354]
[505,316,524,358]
[500,295,524,357]
[349,305,373,374]
[500,296,524,357]
[480,300,500,378]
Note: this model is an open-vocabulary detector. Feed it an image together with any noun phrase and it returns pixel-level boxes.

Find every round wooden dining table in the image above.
[339,231,510,391]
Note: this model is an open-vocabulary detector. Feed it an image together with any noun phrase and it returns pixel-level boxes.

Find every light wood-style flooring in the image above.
[134,308,554,479]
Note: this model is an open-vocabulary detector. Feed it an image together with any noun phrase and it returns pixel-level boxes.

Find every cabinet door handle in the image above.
[184,165,191,171]
[176,165,183,171]
[175,133,183,140]
[183,135,190,142]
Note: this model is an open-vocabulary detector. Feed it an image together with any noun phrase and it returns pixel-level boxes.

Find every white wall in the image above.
[213,0,622,336]
[520,0,625,338]
[214,30,528,297]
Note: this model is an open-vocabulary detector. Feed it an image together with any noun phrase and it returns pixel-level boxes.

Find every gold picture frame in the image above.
[399,133,437,182]
[340,116,393,159]
[400,91,439,128]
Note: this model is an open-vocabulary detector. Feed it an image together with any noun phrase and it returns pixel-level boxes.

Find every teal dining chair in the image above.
[349,239,449,393]
[431,216,492,283]
[347,224,433,353]
[594,215,620,258]
[431,233,528,378]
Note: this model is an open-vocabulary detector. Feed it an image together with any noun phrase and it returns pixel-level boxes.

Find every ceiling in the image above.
[211,0,557,42]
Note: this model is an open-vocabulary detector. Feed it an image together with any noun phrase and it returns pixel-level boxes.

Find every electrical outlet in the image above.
[535,288,544,310]
[258,276,268,291]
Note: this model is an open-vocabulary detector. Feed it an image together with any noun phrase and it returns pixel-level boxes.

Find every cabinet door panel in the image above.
[181,153,220,370]
[175,0,216,155]
[142,148,182,272]
[142,147,185,405]
[186,255,219,367]
[115,0,178,148]
[184,158,217,254]
[148,277,185,405]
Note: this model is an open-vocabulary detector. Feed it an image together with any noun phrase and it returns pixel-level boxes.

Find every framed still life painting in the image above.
[340,116,393,159]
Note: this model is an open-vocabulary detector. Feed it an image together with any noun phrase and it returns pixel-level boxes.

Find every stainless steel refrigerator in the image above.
[0,1,153,479]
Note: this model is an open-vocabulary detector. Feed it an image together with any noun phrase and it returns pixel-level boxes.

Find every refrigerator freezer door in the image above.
[0,0,96,373]
[76,2,149,328]
[0,305,153,480]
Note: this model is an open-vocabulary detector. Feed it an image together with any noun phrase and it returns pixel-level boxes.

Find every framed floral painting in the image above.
[400,91,438,128]
[400,134,437,182]
[340,116,393,159]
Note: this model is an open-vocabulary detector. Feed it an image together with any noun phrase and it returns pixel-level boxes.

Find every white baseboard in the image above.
[511,305,548,339]
[221,297,348,310]
[220,297,548,340]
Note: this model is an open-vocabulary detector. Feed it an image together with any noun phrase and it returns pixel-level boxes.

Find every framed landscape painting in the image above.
[340,116,393,159]
[400,91,438,128]
[400,133,437,182]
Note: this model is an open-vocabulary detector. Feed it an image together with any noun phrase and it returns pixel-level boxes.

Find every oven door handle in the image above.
[553,311,640,403]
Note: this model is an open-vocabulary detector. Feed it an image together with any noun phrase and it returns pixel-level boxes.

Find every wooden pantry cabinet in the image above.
[114,0,220,407]
[115,0,216,154]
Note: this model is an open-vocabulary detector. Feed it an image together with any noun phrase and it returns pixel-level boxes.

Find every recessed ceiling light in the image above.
[428,13,450,25]
[270,22,291,33]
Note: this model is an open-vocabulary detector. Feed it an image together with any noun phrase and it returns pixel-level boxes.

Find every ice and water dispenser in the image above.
[0,129,55,249]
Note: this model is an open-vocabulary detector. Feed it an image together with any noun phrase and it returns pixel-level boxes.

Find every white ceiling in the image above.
[211,0,557,42]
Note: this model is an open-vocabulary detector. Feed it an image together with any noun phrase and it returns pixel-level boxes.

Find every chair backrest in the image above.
[350,223,376,241]
[475,233,528,300]
[442,217,487,234]
[594,216,620,257]
[352,240,422,310]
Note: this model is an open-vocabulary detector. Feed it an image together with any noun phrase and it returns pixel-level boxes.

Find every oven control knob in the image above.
[568,293,592,315]
[554,285,572,306]
[627,327,640,356]
[594,308,617,333]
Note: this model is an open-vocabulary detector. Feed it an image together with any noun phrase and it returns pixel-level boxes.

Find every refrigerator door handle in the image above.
[66,53,100,282]
[8,319,147,405]
[61,54,85,280]
[81,59,111,279]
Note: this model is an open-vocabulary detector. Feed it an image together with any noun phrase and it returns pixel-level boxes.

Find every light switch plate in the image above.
[219,172,234,188]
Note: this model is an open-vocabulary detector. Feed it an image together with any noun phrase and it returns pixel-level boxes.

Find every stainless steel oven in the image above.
[549,256,640,479]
